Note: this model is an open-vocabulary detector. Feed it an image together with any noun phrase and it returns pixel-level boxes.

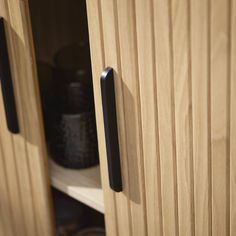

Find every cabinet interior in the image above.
[27,0,104,229]
[29,0,89,64]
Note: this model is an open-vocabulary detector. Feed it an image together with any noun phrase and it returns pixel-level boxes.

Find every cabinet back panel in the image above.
[28,0,89,64]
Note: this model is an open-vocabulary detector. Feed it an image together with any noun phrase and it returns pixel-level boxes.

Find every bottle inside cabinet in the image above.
[29,0,99,170]
[28,0,105,234]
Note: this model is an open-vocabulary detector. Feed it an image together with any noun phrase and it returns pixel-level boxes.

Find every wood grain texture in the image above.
[2,0,232,235]
[8,0,234,234]
[87,0,235,235]
[171,0,195,235]
[0,4,19,236]
[0,0,54,235]
[190,0,211,235]
[99,0,137,235]
[135,0,162,235]
[154,0,179,235]
[115,0,147,235]
[0,145,14,236]
[0,89,14,236]
[86,1,118,235]
[5,3,37,234]
[210,0,230,235]
[0,5,28,235]
[230,0,236,235]
[0,95,26,236]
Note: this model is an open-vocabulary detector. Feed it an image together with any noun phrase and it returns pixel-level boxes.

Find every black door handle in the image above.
[100,67,122,192]
[0,17,19,134]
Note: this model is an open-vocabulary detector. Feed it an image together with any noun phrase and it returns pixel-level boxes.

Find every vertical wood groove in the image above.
[0,134,14,236]
[1,2,28,235]
[87,1,235,235]
[0,113,26,236]
[112,0,132,235]
[3,1,40,234]
[227,1,232,235]
[187,0,195,234]
[168,0,180,234]
[132,4,147,227]
[171,0,194,234]
[0,0,57,234]
[150,0,164,234]
[132,5,147,223]
[86,1,119,235]
[131,0,148,234]
[10,135,28,234]
[230,0,236,234]
[97,1,105,68]
[191,0,212,234]
[99,0,139,234]
[20,4,54,233]
[211,0,229,233]
[96,6,120,234]
[125,1,140,235]
[207,1,212,235]
[101,1,120,234]
[134,0,164,234]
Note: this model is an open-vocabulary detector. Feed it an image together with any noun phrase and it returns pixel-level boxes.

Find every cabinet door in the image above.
[87,0,236,235]
[0,1,54,236]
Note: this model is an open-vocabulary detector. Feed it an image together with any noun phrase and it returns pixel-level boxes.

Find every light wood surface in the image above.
[172,0,194,235]
[0,88,15,236]
[50,160,104,214]
[100,0,135,235]
[0,0,54,235]
[86,1,118,235]
[135,0,162,235]
[154,1,178,235]
[191,0,211,235]
[230,1,236,235]
[211,0,230,235]
[115,0,149,235]
[0,0,235,235]
[87,0,235,235]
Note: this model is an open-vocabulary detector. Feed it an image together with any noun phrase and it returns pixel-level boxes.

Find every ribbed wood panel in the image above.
[0,0,54,235]
[230,1,236,236]
[86,1,118,235]
[87,0,235,235]
[191,0,210,235]
[211,0,230,235]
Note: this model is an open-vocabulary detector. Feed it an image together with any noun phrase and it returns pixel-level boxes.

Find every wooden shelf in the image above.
[49,159,104,214]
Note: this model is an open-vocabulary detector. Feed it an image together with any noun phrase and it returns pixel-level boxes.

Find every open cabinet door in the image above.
[87,0,236,235]
[0,1,54,236]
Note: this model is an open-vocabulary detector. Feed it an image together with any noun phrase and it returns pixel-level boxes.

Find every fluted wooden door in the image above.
[87,0,236,235]
[0,0,54,236]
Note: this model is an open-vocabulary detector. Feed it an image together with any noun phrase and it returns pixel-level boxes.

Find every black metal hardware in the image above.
[0,17,19,134]
[100,67,122,192]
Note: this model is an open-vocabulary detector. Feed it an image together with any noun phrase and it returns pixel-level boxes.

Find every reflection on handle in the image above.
[100,67,122,192]
[0,17,19,134]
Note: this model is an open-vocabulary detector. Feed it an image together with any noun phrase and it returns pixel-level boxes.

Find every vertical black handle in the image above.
[100,67,122,192]
[0,17,19,134]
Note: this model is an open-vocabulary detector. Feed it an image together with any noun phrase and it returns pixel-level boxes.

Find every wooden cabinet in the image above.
[87,0,236,236]
[0,1,54,236]
[0,0,235,235]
